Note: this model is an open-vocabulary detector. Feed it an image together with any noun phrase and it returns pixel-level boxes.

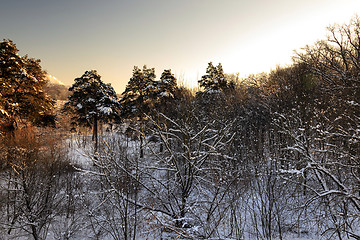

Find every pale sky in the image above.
[1,0,360,92]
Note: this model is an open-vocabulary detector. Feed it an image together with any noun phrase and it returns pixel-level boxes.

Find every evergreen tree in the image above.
[0,39,54,130]
[119,65,165,158]
[149,69,179,118]
[198,62,234,92]
[64,70,120,150]
[156,69,178,100]
[119,65,156,119]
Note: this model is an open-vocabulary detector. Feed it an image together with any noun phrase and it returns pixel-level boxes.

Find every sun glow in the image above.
[214,2,360,80]
[2,0,359,93]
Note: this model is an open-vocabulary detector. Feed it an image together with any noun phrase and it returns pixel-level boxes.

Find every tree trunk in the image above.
[30,225,39,240]
[139,135,144,158]
[92,115,98,153]
[139,121,144,158]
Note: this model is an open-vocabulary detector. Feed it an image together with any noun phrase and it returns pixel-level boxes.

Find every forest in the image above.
[0,16,360,240]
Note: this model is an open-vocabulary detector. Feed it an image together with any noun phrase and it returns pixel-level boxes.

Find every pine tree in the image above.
[64,70,120,150]
[157,69,178,100]
[119,65,156,119]
[0,39,54,130]
[198,62,234,92]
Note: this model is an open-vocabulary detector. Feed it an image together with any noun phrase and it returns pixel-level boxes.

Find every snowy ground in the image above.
[0,131,358,239]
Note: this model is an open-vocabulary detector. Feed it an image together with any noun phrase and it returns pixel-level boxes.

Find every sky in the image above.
[1,0,360,92]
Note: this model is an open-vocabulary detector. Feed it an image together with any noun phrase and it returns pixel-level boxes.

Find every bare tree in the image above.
[0,127,71,240]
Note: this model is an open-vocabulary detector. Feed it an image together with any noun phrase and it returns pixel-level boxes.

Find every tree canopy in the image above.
[64,70,120,124]
[119,67,179,120]
[198,62,234,92]
[119,66,156,119]
[0,39,54,130]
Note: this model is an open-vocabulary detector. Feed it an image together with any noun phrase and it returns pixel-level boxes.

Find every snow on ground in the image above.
[62,132,343,240]
[1,129,356,239]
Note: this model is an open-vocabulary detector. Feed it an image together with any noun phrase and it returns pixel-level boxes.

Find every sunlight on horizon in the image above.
[177,5,360,89]
[2,0,359,92]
